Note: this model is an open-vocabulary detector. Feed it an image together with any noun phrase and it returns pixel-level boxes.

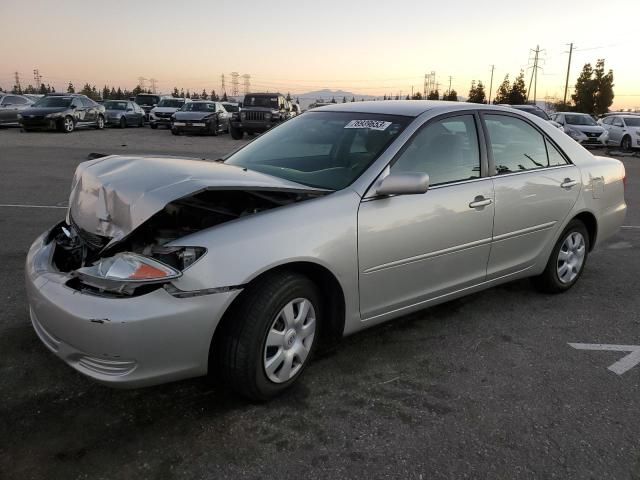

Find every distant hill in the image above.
[294,89,377,110]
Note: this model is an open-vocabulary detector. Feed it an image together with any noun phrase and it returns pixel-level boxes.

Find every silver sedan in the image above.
[25,101,627,400]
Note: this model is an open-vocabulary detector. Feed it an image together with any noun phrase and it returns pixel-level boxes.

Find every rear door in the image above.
[610,116,624,145]
[482,113,581,278]
[358,113,494,319]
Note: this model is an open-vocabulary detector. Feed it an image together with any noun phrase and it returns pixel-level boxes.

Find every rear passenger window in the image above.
[391,114,480,186]
[484,114,566,174]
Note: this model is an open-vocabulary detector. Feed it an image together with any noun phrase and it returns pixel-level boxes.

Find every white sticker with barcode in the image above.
[344,119,392,130]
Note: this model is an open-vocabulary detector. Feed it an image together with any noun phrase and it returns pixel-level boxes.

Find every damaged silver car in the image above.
[26,102,627,400]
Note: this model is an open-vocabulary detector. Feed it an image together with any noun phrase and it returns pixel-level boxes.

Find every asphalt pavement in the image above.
[1,126,639,480]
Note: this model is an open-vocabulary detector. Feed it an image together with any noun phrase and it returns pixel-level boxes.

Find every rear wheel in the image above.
[532,219,589,293]
[171,128,180,135]
[96,115,105,129]
[215,272,321,401]
[119,117,127,129]
[230,127,243,140]
[150,122,157,129]
[621,135,632,152]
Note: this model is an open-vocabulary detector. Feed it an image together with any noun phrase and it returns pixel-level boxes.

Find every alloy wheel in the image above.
[64,117,74,132]
[557,231,586,284]
[263,298,316,384]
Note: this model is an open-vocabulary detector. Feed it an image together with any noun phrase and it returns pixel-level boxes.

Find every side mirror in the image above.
[70,104,77,109]
[375,172,430,196]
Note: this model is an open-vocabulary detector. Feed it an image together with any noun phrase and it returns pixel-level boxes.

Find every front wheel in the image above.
[96,115,105,129]
[171,127,180,135]
[230,127,243,140]
[61,116,75,133]
[215,272,321,401]
[210,120,219,136]
[119,117,127,129]
[150,122,158,129]
[532,219,589,293]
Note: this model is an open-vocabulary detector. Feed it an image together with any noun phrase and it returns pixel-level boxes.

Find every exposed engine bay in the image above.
[52,188,323,295]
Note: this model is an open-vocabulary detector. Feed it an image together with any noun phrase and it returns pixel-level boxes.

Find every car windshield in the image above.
[104,101,128,110]
[157,99,184,108]
[222,103,239,112]
[135,95,160,105]
[512,106,549,120]
[225,111,410,190]
[33,97,72,108]
[244,95,279,108]
[181,102,215,112]
[565,114,597,126]
[624,117,640,127]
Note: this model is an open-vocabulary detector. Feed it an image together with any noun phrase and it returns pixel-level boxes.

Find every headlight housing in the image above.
[45,112,63,119]
[565,127,583,140]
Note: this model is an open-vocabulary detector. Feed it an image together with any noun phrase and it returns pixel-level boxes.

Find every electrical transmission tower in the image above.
[230,72,239,96]
[137,76,147,90]
[14,72,21,93]
[149,78,158,93]
[423,71,436,97]
[33,69,42,87]
[526,45,545,104]
[242,74,251,95]
[220,74,226,94]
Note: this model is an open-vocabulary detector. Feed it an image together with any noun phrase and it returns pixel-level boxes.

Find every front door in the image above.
[481,113,581,278]
[358,113,494,320]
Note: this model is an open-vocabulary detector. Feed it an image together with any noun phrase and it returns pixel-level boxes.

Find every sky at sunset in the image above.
[1,0,638,109]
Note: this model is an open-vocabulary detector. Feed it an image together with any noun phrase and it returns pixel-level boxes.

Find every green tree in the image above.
[330,97,337,103]
[222,92,228,102]
[342,96,347,103]
[411,91,423,100]
[493,75,510,104]
[102,85,110,100]
[67,82,75,93]
[507,71,527,104]
[38,83,47,94]
[116,87,123,99]
[467,80,486,103]
[427,90,439,100]
[594,59,614,115]
[23,84,36,94]
[351,96,355,102]
[132,85,143,96]
[186,89,191,99]
[443,89,458,101]
[296,97,300,103]
[79,83,93,98]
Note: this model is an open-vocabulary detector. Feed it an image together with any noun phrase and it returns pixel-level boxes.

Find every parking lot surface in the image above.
[1,126,639,479]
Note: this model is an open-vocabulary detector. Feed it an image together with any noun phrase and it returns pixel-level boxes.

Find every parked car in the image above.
[134,93,170,121]
[291,103,302,116]
[18,93,105,132]
[551,112,607,147]
[25,102,626,400]
[0,93,35,126]
[150,98,190,129]
[599,114,640,151]
[307,102,333,110]
[103,100,145,128]
[230,93,291,139]
[171,101,230,135]
[506,104,550,120]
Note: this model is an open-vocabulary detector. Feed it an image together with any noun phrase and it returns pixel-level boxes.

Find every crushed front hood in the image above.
[68,155,325,242]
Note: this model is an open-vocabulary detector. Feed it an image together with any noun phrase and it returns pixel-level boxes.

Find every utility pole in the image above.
[149,78,157,94]
[423,74,427,98]
[527,45,545,105]
[241,74,251,95]
[137,76,147,90]
[448,76,452,95]
[220,74,226,95]
[488,65,495,104]
[33,69,41,87]
[563,42,574,105]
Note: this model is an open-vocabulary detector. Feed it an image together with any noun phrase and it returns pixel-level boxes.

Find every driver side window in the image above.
[391,114,480,186]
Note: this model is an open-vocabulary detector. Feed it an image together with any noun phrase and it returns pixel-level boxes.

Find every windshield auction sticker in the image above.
[344,120,392,130]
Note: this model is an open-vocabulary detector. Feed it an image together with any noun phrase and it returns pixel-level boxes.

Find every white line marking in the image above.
[568,343,640,375]
[621,226,640,229]
[0,204,67,209]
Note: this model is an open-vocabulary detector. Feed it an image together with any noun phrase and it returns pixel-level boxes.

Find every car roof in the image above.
[555,111,589,115]
[312,100,537,118]
[190,100,215,103]
[245,92,283,96]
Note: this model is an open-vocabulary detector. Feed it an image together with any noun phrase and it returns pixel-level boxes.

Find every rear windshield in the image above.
[135,95,160,105]
[33,97,72,108]
[624,117,640,127]
[222,103,239,112]
[157,99,184,108]
[104,101,128,110]
[244,95,279,108]
[565,114,597,126]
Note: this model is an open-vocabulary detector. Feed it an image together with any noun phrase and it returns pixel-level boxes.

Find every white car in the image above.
[551,112,607,147]
[150,98,191,129]
[599,114,640,151]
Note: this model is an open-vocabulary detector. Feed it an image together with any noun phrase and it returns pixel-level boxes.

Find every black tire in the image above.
[621,135,632,152]
[96,115,105,130]
[230,127,243,140]
[214,272,322,401]
[532,219,590,293]
[119,117,127,129]
[171,128,180,136]
[150,122,158,129]
[210,120,219,136]
[60,116,75,133]
[139,117,145,127]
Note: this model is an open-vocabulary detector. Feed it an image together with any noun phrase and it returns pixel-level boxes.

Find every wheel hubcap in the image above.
[263,298,316,384]
[65,118,72,131]
[557,231,586,284]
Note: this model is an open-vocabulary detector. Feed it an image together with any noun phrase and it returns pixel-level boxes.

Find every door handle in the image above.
[469,196,493,209]
[561,178,578,189]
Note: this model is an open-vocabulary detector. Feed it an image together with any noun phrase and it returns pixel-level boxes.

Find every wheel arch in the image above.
[572,210,598,251]
[209,261,346,368]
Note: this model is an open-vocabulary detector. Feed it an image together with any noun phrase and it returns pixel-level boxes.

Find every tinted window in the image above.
[157,99,184,108]
[565,114,597,126]
[625,117,640,127]
[244,95,278,108]
[226,112,409,190]
[34,97,72,108]
[612,117,623,127]
[72,98,83,108]
[222,103,239,112]
[602,117,613,125]
[392,115,480,185]
[135,94,160,106]
[545,139,568,167]
[6,95,28,105]
[485,115,568,173]
[104,101,128,110]
[80,97,95,107]
[182,102,215,112]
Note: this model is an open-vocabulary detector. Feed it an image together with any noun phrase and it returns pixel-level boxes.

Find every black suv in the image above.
[18,93,106,133]
[230,93,291,139]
